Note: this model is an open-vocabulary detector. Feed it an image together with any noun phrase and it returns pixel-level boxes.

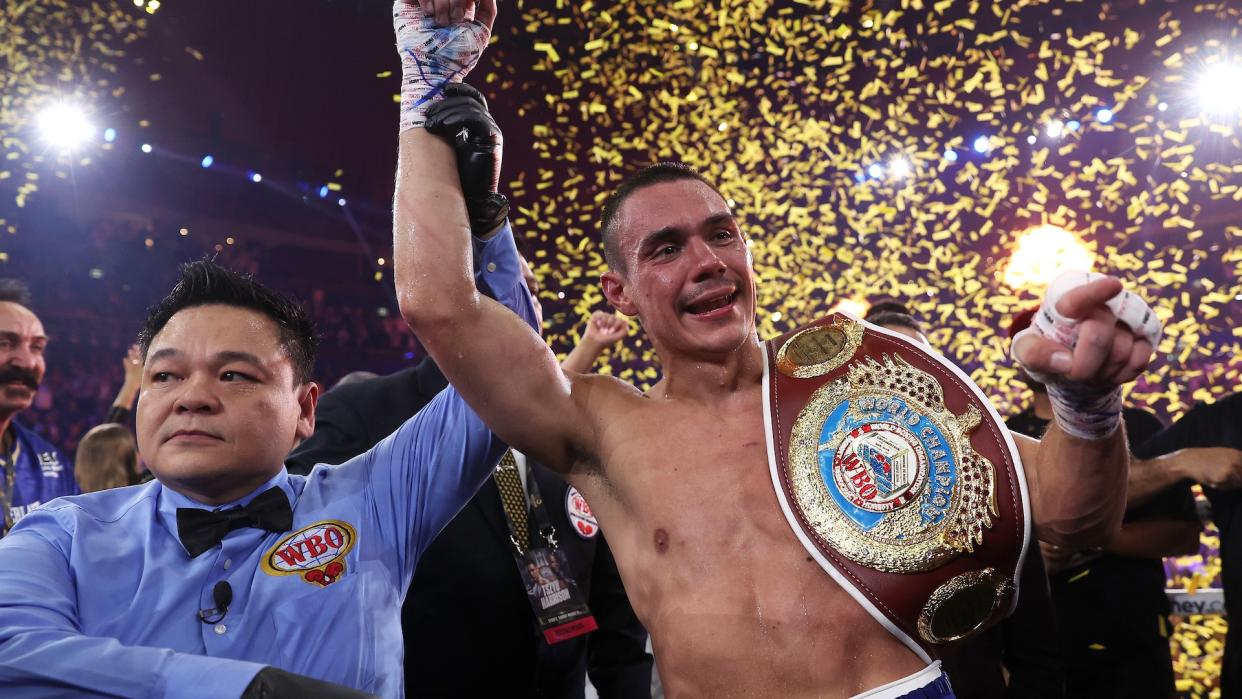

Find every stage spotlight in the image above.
[888,156,912,178]
[37,102,95,151]
[1066,119,1081,132]
[867,163,884,179]
[103,128,117,143]
[943,149,958,163]
[828,297,868,318]
[1157,101,1169,112]
[1026,134,1037,145]
[1096,108,1114,124]
[338,197,347,207]
[319,185,330,198]
[247,170,262,183]
[140,143,152,153]
[1196,61,1242,119]
[201,155,214,168]
[1003,224,1095,290]
[972,135,991,153]
[1045,119,1064,138]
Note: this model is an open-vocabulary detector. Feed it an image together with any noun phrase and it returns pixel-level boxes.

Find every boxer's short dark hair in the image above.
[599,162,725,274]
[138,260,318,385]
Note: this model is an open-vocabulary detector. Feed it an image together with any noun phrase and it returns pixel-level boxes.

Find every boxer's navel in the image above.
[653,528,670,554]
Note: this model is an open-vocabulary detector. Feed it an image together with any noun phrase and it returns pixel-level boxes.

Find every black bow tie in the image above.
[176,487,293,558]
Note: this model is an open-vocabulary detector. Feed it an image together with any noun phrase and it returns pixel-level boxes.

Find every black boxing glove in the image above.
[424,82,509,237]
[239,667,378,699]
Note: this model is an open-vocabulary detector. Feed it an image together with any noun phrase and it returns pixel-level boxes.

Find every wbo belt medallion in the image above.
[765,313,1028,657]
[791,355,996,573]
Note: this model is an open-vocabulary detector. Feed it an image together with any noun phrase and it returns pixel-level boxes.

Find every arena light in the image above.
[1002,224,1095,290]
[319,185,330,198]
[1196,61,1242,119]
[828,297,869,318]
[866,162,884,179]
[1096,108,1114,124]
[888,156,912,179]
[37,102,95,152]
[247,170,262,183]
[972,135,991,153]
[201,154,214,168]
[140,143,152,153]
[103,128,117,142]
[943,148,958,163]
[1066,119,1081,132]
[1045,119,1064,138]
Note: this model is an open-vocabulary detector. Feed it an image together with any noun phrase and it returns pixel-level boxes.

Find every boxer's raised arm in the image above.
[390,2,602,473]
[394,130,598,474]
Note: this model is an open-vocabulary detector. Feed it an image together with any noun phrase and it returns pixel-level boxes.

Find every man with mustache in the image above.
[0,279,76,538]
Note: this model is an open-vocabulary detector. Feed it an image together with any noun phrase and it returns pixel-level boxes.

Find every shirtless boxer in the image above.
[390,2,1154,695]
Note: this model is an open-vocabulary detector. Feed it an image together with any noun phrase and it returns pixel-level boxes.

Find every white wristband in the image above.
[394,1,491,132]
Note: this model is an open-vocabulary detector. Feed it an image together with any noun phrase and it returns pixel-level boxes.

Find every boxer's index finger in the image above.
[1053,277,1123,320]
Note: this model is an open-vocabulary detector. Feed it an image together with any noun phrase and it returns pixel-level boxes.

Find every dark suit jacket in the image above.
[287,360,652,699]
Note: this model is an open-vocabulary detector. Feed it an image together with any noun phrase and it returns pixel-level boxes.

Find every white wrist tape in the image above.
[394,1,491,132]
[1012,271,1161,441]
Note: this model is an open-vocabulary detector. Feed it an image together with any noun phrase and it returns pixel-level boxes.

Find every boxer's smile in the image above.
[681,285,738,319]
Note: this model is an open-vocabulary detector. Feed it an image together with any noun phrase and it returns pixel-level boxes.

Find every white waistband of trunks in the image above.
[850,661,944,699]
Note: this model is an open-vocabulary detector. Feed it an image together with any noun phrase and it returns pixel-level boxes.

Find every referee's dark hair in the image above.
[137,260,319,385]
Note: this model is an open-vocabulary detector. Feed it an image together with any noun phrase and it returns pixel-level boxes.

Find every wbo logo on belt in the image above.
[766,314,1028,658]
[802,356,996,574]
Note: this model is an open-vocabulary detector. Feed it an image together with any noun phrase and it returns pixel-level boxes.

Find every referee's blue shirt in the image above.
[0,223,536,698]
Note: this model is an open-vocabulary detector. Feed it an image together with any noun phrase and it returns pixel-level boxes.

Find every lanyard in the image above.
[493,450,559,554]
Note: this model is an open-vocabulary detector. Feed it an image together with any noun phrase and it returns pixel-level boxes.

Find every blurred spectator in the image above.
[1134,392,1242,695]
[0,279,78,537]
[75,423,138,493]
[333,371,379,390]
[104,345,144,425]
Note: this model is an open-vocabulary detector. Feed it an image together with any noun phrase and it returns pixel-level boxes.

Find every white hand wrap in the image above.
[394,1,491,132]
[1012,271,1162,441]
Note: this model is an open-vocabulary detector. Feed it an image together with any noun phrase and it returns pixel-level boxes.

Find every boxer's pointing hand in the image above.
[1012,276,1155,386]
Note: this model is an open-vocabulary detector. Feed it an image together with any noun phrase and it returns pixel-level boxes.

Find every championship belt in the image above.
[763,312,1030,660]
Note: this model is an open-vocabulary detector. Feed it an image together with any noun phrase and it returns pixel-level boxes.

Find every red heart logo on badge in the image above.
[577,521,595,536]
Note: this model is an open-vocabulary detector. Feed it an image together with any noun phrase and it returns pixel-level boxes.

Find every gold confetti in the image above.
[482,4,1242,691]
